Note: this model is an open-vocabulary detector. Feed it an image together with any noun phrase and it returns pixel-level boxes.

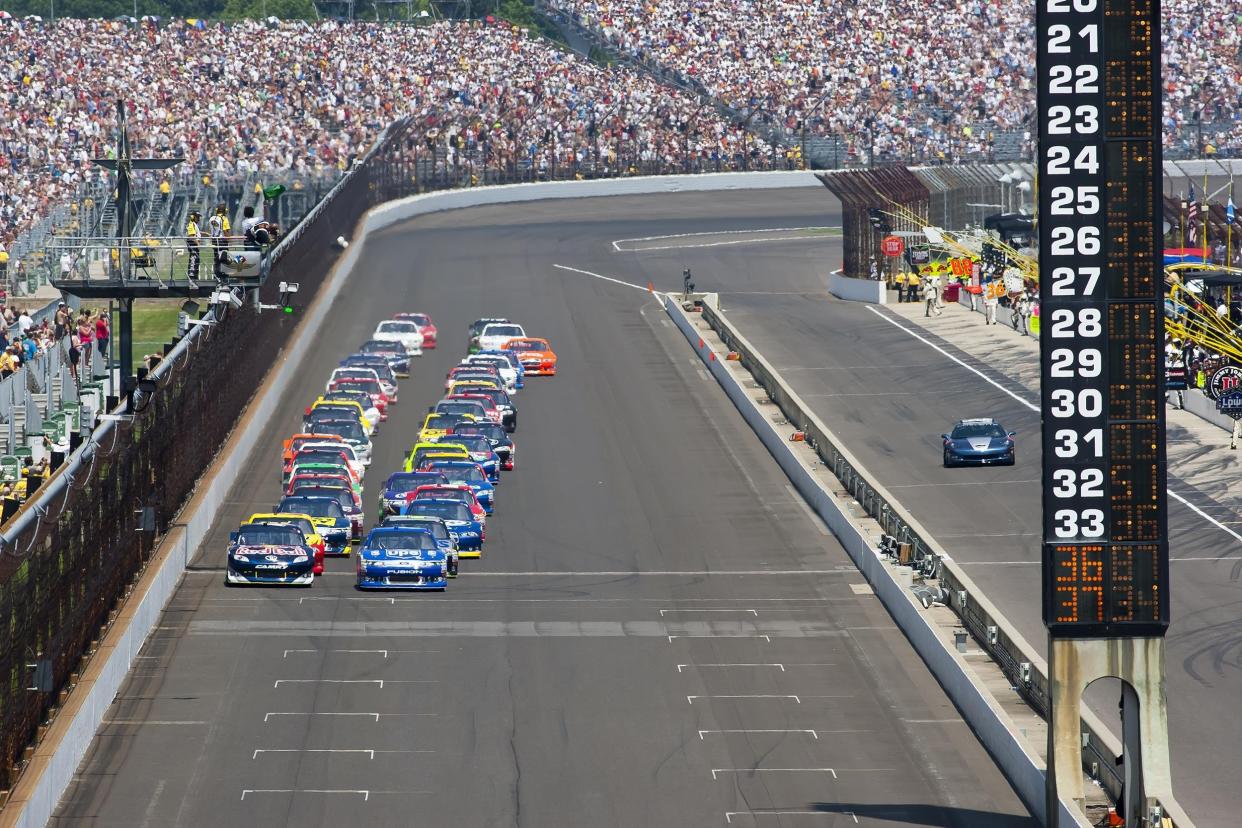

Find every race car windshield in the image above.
[360,340,402,354]
[326,392,369,405]
[236,526,304,546]
[484,324,523,337]
[471,319,508,335]
[314,420,365,441]
[456,437,492,453]
[507,339,545,352]
[437,403,485,418]
[389,475,442,493]
[456,424,504,440]
[290,487,353,510]
[441,466,485,484]
[279,497,346,519]
[405,314,430,326]
[395,520,449,539]
[252,518,315,537]
[426,415,458,430]
[296,450,345,465]
[370,532,437,551]
[951,424,1007,439]
[409,502,472,521]
[377,321,419,334]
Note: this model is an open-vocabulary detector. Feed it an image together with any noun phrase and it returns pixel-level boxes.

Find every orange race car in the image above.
[502,337,557,376]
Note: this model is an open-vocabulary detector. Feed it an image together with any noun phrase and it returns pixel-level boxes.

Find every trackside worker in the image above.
[186,210,202,281]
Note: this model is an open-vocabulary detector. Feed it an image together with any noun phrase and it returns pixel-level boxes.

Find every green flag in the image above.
[262,184,287,201]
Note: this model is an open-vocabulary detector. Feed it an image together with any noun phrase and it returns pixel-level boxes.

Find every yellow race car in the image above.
[306,398,375,436]
[404,441,470,473]
[418,411,477,443]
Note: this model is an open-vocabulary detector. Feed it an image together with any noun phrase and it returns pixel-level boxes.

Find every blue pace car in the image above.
[427,460,495,513]
[403,499,484,557]
[356,527,448,590]
[378,470,449,517]
[226,523,315,586]
[941,418,1016,467]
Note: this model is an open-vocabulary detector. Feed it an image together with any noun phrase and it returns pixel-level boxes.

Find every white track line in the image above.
[727,812,857,824]
[552,264,654,293]
[699,729,817,739]
[241,789,370,801]
[617,235,832,253]
[678,664,785,672]
[612,226,839,252]
[712,768,838,780]
[865,305,1242,548]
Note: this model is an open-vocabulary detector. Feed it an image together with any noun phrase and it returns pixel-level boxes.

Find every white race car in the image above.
[373,320,424,356]
[476,322,525,353]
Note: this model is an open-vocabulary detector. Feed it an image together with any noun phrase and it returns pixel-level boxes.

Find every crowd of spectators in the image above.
[552,0,1242,162]
[0,16,770,247]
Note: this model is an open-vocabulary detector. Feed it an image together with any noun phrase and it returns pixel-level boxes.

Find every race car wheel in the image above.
[942,450,953,468]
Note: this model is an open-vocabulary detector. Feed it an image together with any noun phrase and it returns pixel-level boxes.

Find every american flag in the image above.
[1187,183,1199,243]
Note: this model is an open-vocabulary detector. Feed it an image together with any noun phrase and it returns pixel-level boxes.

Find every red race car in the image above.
[396,312,437,349]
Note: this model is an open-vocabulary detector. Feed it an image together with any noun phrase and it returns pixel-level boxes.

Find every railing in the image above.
[698,298,1194,827]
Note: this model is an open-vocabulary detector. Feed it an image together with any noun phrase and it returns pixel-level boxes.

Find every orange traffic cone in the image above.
[647,280,654,293]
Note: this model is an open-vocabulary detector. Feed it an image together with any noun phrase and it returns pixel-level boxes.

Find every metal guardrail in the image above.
[696,299,1189,824]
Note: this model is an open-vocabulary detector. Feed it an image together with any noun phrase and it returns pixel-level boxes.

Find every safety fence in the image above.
[0,119,398,796]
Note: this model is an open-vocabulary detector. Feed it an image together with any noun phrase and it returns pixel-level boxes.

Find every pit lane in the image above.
[50,191,1030,826]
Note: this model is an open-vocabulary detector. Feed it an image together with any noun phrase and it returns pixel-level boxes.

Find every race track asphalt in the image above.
[50,190,1033,827]
[595,187,1239,826]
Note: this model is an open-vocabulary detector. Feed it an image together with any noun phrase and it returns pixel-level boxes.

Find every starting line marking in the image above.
[726,812,857,824]
[678,663,784,672]
[241,789,371,801]
[660,609,758,616]
[273,680,383,688]
[712,768,837,780]
[688,695,799,704]
[263,712,436,722]
[253,749,374,760]
[700,729,818,740]
[283,649,389,658]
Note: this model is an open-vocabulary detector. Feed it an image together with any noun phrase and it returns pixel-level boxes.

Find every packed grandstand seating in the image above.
[550,0,1242,162]
[0,17,771,244]
[1,8,1240,250]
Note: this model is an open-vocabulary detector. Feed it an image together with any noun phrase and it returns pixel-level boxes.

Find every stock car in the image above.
[372,320,424,356]
[450,385,516,432]
[941,418,1017,467]
[395,312,437,349]
[503,337,558,376]
[287,440,365,479]
[464,353,520,392]
[225,522,316,586]
[318,389,383,428]
[378,470,449,517]
[287,466,363,499]
[379,514,458,576]
[331,379,390,421]
[356,527,448,590]
[424,460,495,514]
[467,318,511,353]
[445,392,502,427]
[307,399,376,435]
[406,484,488,524]
[404,441,470,474]
[304,417,372,466]
[432,398,491,426]
[448,434,502,482]
[339,355,400,398]
[446,365,501,392]
[283,433,347,468]
[359,339,410,377]
[477,322,526,353]
[283,446,360,486]
[403,499,484,556]
[418,412,475,443]
[476,349,525,389]
[244,513,326,575]
[288,483,364,540]
[276,495,352,555]
[452,421,515,470]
